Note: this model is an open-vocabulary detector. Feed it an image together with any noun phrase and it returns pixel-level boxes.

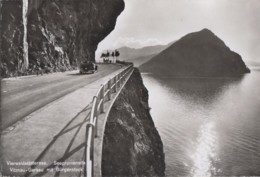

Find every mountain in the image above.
[118,42,174,61]
[139,29,250,77]
[115,42,173,67]
[130,53,158,67]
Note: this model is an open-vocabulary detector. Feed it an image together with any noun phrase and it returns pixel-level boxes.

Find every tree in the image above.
[115,50,120,62]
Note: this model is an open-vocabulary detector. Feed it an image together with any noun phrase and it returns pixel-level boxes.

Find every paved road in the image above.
[1,64,123,130]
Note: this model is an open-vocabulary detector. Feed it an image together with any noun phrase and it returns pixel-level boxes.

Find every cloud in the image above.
[113,37,163,49]
[97,0,260,62]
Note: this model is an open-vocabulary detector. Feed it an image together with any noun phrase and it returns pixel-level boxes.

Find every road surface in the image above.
[1,64,123,130]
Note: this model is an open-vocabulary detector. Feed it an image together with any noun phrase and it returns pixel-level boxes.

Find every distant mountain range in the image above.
[139,28,250,77]
[117,42,174,66]
[128,53,158,67]
[247,60,260,67]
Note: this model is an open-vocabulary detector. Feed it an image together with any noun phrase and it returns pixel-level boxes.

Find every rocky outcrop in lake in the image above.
[1,0,124,77]
[140,29,250,77]
[102,68,165,176]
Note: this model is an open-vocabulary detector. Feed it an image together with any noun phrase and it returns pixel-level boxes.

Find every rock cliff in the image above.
[102,68,165,176]
[1,0,124,77]
[140,29,250,77]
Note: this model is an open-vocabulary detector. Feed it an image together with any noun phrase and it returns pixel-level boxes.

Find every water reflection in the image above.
[147,75,244,107]
[142,72,260,176]
[191,122,217,177]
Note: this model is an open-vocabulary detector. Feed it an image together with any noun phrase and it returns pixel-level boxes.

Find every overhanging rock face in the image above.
[1,0,125,77]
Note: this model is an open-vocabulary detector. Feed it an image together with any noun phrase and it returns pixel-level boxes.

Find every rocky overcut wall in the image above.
[1,0,124,77]
[1,0,23,77]
[102,68,165,176]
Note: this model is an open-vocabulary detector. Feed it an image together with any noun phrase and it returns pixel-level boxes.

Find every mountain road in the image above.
[1,64,123,130]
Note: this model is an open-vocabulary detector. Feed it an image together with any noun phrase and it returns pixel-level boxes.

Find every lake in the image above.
[142,69,260,177]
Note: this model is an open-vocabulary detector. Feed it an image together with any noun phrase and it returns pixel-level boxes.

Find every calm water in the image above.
[142,69,260,177]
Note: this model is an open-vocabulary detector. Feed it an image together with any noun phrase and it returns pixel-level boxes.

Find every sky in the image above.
[96,0,260,64]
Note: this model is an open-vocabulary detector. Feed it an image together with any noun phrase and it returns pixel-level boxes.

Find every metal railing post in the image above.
[120,72,123,86]
[114,76,117,93]
[94,110,98,138]
[85,123,95,177]
[91,96,97,121]
[93,116,98,138]
[118,74,121,87]
[100,85,105,113]
[108,79,111,100]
